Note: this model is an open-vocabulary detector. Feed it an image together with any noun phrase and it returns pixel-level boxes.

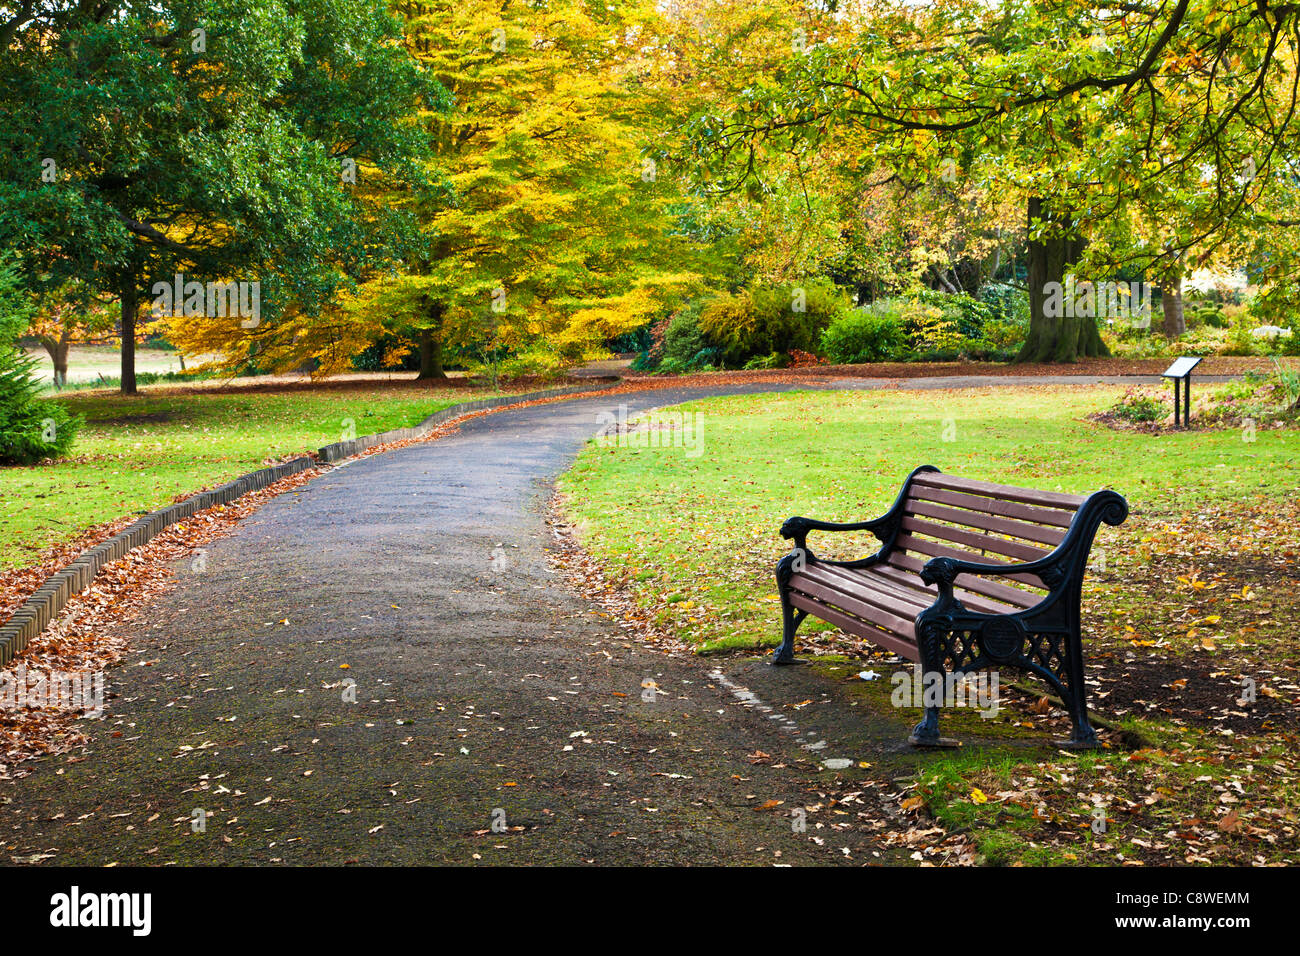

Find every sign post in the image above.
[1161,356,1203,428]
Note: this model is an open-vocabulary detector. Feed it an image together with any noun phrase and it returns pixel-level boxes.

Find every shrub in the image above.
[1223,317,1264,356]
[742,351,788,370]
[914,289,996,338]
[1113,390,1167,423]
[1194,361,1298,426]
[975,319,1027,353]
[819,310,906,364]
[977,282,1030,326]
[605,322,654,355]
[1278,330,1300,356]
[902,300,964,355]
[853,291,1020,361]
[1272,358,1300,409]
[632,304,718,372]
[0,349,80,463]
[631,312,673,370]
[1183,304,1229,330]
[497,346,569,380]
[465,343,573,384]
[0,254,28,343]
[1101,327,1165,359]
[0,255,80,464]
[788,349,824,368]
[1203,308,1229,329]
[660,307,720,371]
[698,279,849,365]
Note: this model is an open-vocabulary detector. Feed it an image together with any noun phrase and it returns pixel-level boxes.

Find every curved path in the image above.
[0,377,1133,866]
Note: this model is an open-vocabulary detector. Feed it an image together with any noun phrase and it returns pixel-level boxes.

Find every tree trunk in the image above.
[417,302,448,380]
[417,328,447,379]
[1016,197,1110,363]
[1160,273,1185,339]
[39,331,71,388]
[120,274,138,395]
[985,241,1001,289]
[933,265,958,294]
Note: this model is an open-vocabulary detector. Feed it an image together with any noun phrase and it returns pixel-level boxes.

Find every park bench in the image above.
[774,466,1128,747]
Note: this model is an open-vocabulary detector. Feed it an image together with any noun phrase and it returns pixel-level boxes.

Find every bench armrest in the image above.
[780,515,893,552]
[780,465,941,555]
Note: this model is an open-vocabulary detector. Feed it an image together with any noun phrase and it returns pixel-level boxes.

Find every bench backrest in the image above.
[885,471,1090,609]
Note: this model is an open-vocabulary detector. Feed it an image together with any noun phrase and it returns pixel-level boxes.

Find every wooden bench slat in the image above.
[867,564,1024,615]
[865,567,1017,617]
[908,485,1077,529]
[802,563,933,615]
[787,591,920,661]
[899,515,1052,562]
[890,534,1049,588]
[791,569,924,633]
[882,553,1041,609]
[847,568,944,612]
[804,560,1028,620]
[905,498,1068,546]
[911,472,1086,510]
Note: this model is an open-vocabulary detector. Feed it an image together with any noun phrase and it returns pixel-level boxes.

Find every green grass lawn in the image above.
[561,385,1297,653]
[559,385,1300,864]
[0,382,505,569]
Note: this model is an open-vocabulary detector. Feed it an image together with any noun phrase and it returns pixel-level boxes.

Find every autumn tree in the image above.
[652,0,854,289]
[25,283,118,388]
[298,0,696,380]
[680,0,1300,360]
[656,1,1021,310]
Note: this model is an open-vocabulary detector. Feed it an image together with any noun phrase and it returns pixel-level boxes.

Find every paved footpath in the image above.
[0,377,1150,866]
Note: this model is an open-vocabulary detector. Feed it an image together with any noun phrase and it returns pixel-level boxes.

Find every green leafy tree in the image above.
[0,0,434,393]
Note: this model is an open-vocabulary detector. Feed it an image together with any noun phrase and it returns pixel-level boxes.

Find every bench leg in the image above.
[772,554,806,665]
[908,710,942,746]
[908,619,961,747]
[772,603,807,665]
[1058,634,1099,748]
